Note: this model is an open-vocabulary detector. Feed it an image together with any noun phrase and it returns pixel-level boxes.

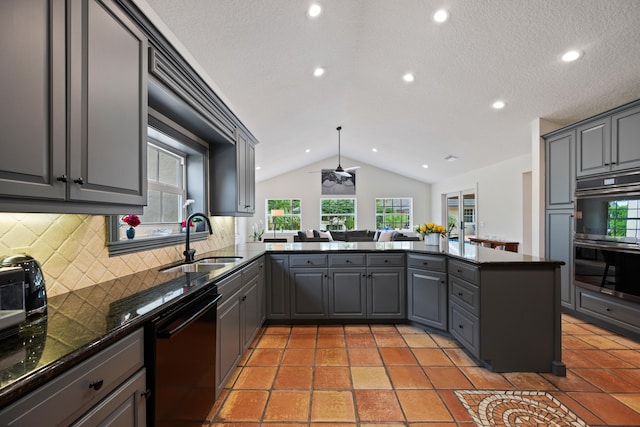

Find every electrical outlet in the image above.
[479,222,485,228]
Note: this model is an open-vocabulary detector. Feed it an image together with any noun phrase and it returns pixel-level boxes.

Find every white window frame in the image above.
[375,197,413,231]
[265,199,302,232]
[320,198,357,231]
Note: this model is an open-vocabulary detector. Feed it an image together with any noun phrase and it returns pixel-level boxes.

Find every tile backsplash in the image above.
[0,213,235,297]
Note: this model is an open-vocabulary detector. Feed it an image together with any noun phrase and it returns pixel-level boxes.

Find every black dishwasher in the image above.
[146,285,221,427]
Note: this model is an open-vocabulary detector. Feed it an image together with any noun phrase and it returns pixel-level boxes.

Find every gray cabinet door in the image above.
[612,105,640,172]
[0,0,66,200]
[71,369,146,427]
[266,255,290,319]
[367,268,405,319]
[329,268,367,318]
[290,268,329,319]
[545,130,575,209]
[241,279,261,350]
[67,0,147,205]
[407,269,447,330]
[216,295,241,395]
[546,210,574,309]
[576,117,611,177]
[236,129,255,213]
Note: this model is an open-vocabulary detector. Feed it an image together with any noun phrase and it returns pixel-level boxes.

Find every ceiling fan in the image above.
[311,126,360,177]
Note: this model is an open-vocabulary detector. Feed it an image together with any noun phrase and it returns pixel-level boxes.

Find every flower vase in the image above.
[424,233,439,246]
[126,227,135,239]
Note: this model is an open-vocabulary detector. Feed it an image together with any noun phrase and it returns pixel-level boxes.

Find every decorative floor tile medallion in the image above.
[455,390,589,426]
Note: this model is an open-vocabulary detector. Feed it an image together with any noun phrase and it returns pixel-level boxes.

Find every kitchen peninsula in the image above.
[0,242,564,424]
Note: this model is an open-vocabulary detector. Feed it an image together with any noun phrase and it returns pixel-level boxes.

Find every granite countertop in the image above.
[0,241,561,407]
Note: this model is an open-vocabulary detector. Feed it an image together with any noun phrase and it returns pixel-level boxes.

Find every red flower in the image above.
[122,215,141,227]
[181,220,194,227]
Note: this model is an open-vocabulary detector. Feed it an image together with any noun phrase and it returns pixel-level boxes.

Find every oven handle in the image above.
[157,293,222,339]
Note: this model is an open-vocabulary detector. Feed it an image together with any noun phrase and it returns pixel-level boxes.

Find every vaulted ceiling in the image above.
[141,0,640,183]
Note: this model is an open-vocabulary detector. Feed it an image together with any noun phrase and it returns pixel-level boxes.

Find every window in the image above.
[107,122,208,255]
[126,143,186,239]
[266,199,301,232]
[320,198,356,231]
[608,200,640,237]
[375,198,412,230]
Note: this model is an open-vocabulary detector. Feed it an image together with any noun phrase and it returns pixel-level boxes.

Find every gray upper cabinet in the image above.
[545,130,575,209]
[576,117,610,177]
[0,0,66,201]
[611,104,640,172]
[210,128,256,216]
[576,102,640,177]
[0,0,147,213]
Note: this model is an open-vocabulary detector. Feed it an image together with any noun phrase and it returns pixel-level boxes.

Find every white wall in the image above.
[239,156,432,241]
[430,154,532,251]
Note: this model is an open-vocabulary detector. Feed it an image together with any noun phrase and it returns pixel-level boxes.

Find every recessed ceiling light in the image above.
[433,9,449,23]
[403,73,415,83]
[422,164,429,169]
[255,166,261,170]
[305,149,311,153]
[372,148,378,153]
[492,100,506,109]
[562,50,582,62]
[444,155,458,162]
[313,67,325,77]
[308,3,322,18]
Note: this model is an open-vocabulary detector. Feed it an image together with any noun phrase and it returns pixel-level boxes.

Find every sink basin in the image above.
[198,256,243,263]
[160,262,228,273]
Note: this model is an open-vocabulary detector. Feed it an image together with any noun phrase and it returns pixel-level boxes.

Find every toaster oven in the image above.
[0,267,26,339]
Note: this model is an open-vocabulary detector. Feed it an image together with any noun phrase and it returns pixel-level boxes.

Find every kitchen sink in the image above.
[159,262,229,273]
[197,256,243,263]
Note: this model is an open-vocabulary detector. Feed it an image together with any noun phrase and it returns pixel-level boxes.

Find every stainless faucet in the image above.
[184,212,213,263]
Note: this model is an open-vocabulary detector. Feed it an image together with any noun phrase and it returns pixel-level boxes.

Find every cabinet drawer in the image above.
[0,329,144,426]
[449,275,479,315]
[329,254,366,267]
[217,270,243,304]
[242,259,262,282]
[449,259,479,284]
[449,303,479,358]
[577,288,640,334]
[407,253,446,272]
[289,254,328,267]
[367,253,405,267]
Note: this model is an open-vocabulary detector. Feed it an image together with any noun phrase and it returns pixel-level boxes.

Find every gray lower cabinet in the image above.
[290,268,329,319]
[289,254,329,319]
[327,254,367,319]
[266,255,290,319]
[0,329,146,426]
[329,268,367,318]
[546,210,574,309]
[216,260,265,396]
[267,253,405,320]
[448,259,564,375]
[407,253,447,330]
[576,286,640,336]
[367,254,406,319]
[0,0,147,213]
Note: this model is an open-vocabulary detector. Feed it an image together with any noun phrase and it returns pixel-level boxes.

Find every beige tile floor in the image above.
[203,314,640,426]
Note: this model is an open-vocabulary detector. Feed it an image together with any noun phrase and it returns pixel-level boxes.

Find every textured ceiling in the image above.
[141,0,640,183]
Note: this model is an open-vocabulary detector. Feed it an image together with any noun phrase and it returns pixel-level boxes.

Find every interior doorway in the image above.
[443,188,477,242]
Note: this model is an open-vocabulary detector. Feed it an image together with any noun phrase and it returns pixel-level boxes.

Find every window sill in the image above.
[108,231,209,256]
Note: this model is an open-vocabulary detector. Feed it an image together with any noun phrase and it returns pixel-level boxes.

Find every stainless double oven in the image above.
[574,171,640,303]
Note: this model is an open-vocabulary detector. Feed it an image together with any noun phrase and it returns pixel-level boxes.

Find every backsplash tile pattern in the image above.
[0,213,234,297]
